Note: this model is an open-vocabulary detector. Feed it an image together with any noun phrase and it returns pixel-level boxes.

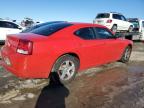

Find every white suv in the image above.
[93,12,133,32]
[0,20,23,44]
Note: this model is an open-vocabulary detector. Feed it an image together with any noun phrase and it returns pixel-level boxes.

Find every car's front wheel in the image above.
[128,25,133,32]
[120,46,132,63]
[51,55,79,84]
[111,25,117,33]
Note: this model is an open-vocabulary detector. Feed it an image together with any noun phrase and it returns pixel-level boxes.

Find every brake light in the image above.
[17,39,33,55]
[107,19,112,23]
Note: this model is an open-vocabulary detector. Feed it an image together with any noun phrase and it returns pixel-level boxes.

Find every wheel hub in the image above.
[58,60,75,80]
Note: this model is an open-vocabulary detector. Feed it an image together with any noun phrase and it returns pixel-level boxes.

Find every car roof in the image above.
[110,12,122,14]
[97,12,123,16]
[0,20,14,23]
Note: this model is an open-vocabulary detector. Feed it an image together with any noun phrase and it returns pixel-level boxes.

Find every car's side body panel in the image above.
[0,23,133,78]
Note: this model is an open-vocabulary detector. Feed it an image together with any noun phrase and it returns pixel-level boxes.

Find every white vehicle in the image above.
[127,18,144,41]
[93,12,133,32]
[0,20,23,44]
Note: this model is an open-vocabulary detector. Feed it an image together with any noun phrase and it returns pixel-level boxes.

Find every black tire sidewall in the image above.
[111,25,117,33]
[120,46,132,63]
[51,55,79,84]
[128,26,133,32]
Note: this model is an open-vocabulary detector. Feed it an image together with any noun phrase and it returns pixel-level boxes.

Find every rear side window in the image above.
[113,14,121,20]
[74,27,95,40]
[6,22,19,29]
[30,23,73,36]
[120,15,127,21]
[96,13,110,19]
[0,21,18,29]
[94,27,114,39]
[0,21,6,28]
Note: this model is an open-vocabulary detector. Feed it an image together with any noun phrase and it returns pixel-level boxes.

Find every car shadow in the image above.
[35,72,69,108]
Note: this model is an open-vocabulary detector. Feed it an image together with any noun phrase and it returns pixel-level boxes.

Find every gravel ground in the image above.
[0,42,144,108]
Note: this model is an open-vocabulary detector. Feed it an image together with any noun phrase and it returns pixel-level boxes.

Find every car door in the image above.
[113,14,128,30]
[112,14,123,30]
[93,27,124,63]
[74,27,106,68]
[120,15,130,30]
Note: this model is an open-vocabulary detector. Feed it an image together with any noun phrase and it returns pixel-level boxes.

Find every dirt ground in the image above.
[0,42,144,108]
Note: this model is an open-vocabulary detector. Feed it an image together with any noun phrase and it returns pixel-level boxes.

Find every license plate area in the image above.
[4,57,11,66]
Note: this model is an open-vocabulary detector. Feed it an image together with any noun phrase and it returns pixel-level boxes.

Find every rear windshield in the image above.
[22,21,65,33]
[30,22,73,36]
[96,13,110,19]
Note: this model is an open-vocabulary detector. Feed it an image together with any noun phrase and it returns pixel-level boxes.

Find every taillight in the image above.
[107,19,112,23]
[17,39,33,55]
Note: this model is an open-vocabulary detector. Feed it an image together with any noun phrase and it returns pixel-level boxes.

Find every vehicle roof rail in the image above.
[110,12,122,15]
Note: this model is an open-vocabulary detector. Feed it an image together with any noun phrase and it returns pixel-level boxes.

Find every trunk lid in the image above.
[5,33,48,52]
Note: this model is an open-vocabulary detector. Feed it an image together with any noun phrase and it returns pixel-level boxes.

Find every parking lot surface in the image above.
[0,42,144,108]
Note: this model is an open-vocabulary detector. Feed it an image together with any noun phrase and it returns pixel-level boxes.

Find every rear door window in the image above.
[74,27,95,40]
[120,15,127,21]
[96,13,110,19]
[5,22,19,29]
[94,27,114,39]
[0,21,19,29]
[0,21,8,28]
[113,14,121,20]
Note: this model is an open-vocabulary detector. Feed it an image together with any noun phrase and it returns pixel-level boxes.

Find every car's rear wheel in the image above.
[51,55,79,84]
[120,46,132,63]
[111,25,117,33]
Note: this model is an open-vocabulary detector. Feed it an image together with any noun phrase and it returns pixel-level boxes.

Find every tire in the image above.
[128,25,133,32]
[120,46,132,63]
[50,55,79,84]
[111,25,117,33]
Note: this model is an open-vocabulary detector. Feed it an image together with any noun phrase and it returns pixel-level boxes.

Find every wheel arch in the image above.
[50,52,80,73]
[112,24,117,28]
[128,44,132,49]
[111,24,117,31]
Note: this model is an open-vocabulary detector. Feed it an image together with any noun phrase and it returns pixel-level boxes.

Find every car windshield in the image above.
[22,21,65,33]
[30,22,73,36]
[129,21,139,28]
[96,13,110,19]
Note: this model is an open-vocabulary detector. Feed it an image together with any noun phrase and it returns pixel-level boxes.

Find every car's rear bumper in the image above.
[0,60,23,77]
[0,46,53,78]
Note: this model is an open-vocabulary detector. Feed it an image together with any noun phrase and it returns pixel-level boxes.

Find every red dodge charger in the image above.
[0,22,133,84]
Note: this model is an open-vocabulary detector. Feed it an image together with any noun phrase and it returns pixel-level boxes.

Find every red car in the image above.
[0,22,133,84]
